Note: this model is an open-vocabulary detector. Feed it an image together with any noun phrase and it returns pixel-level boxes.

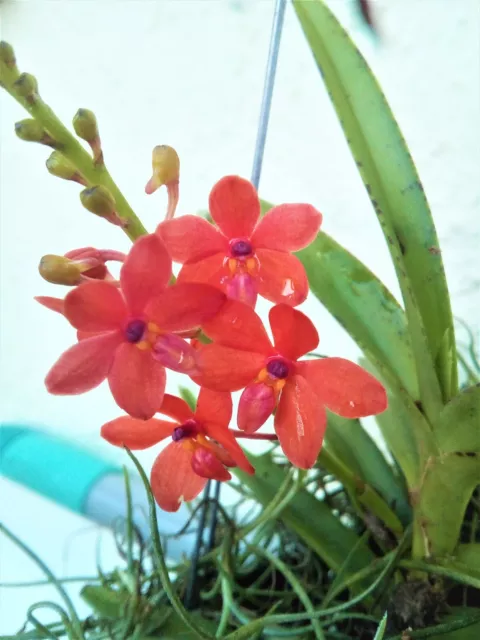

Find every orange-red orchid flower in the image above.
[45,234,225,419]
[101,388,254,512]
[157,175,322,308]
[193,301,388,469]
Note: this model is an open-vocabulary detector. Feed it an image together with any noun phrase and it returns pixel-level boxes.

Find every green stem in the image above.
[0,524,84,639]
[1,65,146,242]
[249,544,326,640]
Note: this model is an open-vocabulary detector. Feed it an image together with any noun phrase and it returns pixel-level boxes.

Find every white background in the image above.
[1,0,479,632]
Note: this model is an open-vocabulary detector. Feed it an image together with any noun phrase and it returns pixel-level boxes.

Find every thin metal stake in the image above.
[209,0,287,533]
[188,0,287,597]
[251,0,288,190]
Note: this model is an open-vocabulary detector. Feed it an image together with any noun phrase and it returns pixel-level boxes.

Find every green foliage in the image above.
[292,0,457,412]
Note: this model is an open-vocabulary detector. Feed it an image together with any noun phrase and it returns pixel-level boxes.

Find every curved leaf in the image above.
[436,384,480,453]
[293,0,455,412]
[413,454,480,558]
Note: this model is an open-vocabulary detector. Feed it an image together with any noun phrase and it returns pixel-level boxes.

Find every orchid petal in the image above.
[274,375,327,469]
[209,175,260,238]
[157,215,227,263]
[201,300,272,354]
[101,416,174,449]
[269,304,319,360]
[64,281,127,332]
[195,388,232,429]
[252,203,322,251]
[145,283,226,333]
[193,343,265,392]
[298,358,388,418]
[159,394,195,423]
[108,343,166,419]
[35,296,65,315]
[120,234,172,315]
[176,252,226,288]
[150,442,207,512]
[45,331,121,395]
[256,249,309,306]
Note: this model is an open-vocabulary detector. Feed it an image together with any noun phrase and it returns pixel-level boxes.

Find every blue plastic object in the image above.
[0,424,118,513]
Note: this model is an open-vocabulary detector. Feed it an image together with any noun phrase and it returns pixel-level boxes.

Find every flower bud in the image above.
[38,252,107,286]
[146,145,180,193]
[15,119,54,146]
[80,185,126,227]
[0,41,18,73]
[145,145,180,219]
[73,108,98,142]
[38,255,85,286]
[73,108,102,163]
[13,72,39,103]
[46,151,86,184]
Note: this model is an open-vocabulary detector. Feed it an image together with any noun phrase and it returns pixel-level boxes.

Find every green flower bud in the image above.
[80,185,115,216]
[39,255,84,286]
[73,108,98,142]
[15,119,53,146]
[0,41,17,70]
[46,150,86,184]
[13,72,39,102]
[73,108,103,163]
[80,186,126,228]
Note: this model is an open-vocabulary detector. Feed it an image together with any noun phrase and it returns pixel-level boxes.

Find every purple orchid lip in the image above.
[230,239,253,257]
[266,358,289,380]
[124,319,146,343]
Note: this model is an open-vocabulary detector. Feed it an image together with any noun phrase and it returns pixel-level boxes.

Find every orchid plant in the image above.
[0,0,479,638]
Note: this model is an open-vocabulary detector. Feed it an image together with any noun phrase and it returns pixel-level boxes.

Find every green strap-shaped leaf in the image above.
[360,357,436,490]
[293,0,456,411]
[436,384,480,453]
[297,231,418,401]
[413,454,480,558]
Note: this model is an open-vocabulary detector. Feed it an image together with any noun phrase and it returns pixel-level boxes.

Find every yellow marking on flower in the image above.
[257,368,268,383]
[274,379,286,393]
[246,257,257,274]
[228,258,237,275]
[136,340,151,351]
[147,322,161,333]
[182,439,195,452]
